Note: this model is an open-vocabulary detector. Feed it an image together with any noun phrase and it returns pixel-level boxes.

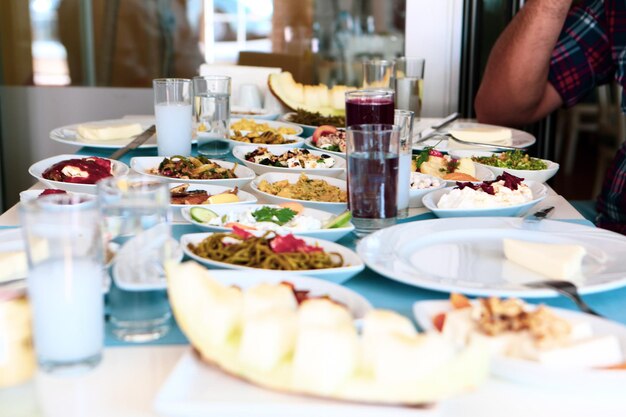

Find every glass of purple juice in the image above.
[345,89,395,127]
[346,124,400,236]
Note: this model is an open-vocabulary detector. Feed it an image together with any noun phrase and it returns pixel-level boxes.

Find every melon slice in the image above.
[166,261,489,406]
[268,72,355,116]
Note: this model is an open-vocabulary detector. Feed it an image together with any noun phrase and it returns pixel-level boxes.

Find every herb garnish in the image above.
[251,206,297,225]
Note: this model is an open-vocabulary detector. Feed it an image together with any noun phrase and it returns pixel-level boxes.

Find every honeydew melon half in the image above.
[268,72,356,117]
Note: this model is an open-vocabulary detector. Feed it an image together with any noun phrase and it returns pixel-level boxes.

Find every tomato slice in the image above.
[312,125,337,144]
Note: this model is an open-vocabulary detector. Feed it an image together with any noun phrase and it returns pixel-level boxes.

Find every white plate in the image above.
[250,172,348,214]
[449,150,560,184]
[422,181,547,218]
[356,217,626,298]
[28,154,130,194]
[232,145,346,178]
[180,204,354,242]
[303,137,346,158]
[230,118,303,136]
[231,107,280,120]
[130,156,255,188]
[168,182,257,222]
[49,118,158,149]
[180,232,364,284]
[413,120,536,152]
[413,299,626,391]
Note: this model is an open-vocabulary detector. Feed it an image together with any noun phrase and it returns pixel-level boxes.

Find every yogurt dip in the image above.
[437,173,533,209]
[209,207,323,233]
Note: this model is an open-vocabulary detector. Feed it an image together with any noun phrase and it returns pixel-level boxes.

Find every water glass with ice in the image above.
[346,124,400,236]
[193,75,231,157]
[98,175,175,342]
[19,194,104,374]
[154,78,193,156]
[394,109,415,218]
[362,59,395,89]
[394,57,425,118]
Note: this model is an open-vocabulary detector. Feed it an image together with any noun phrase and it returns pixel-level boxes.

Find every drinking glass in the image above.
[394,57,425,118]
[193,75,231,157]
[19,194,104,374]
[345,89,395,127]
[394,109,415,218]
[154,78,193,156]
[362,59,395,89]
[346,124,400,236]
[98,175,174,342]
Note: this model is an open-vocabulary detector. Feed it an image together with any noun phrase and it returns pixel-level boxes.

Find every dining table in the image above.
[1,143,625,417]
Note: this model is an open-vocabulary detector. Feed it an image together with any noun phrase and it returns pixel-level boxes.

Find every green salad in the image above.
[472,150,548,170]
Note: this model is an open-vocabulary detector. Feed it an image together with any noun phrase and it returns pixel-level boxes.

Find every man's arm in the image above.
[474,0,573,126]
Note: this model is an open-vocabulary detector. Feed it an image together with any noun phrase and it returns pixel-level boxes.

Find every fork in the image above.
[525,280,603,317]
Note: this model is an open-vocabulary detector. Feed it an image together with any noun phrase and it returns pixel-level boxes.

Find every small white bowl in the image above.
[449,150,560,184]
[130,156,256,188]
[422,180,548,218]
[168,182,258,222]
[232,145,346,178]
[180,203,354,242]
[180,232,364,284]
[250,172,348,214]
[303,137,346,158]
[408,173,447,208]
[28,154,129,194]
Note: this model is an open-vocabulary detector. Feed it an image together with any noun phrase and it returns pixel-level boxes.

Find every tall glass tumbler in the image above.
[395,109,415,218]
[394,57,425,118]
[346,124,400,236]
[345,89,395,127]
[154,78,193,157]
[98,175,174,342]
[20,194,104,374]
[362,59,395,89]
[193,75,231,157]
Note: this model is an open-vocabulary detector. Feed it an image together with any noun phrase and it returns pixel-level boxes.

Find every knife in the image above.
[108,125,156,160]
[414,112,460,144]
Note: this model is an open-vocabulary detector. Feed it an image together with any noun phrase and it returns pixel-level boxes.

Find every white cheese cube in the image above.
[77,123,143,141]
[503,239,587,280]
[238,308,297,373]
[242,283,297,320]
[448,127,512,144]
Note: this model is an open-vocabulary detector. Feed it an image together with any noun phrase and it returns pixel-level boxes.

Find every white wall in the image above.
[405,0,464,117]
[0,87,153,209]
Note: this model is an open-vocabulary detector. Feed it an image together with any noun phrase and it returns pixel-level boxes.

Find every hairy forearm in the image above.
[475,0,573,126]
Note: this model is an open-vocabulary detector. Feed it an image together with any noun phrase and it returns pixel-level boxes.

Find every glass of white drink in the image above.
[394,57,425,119]
[19,194,104,374]
[153,78,193,157]
[193,75,232,157]
[394,109,415,218]
[98,175,174,342]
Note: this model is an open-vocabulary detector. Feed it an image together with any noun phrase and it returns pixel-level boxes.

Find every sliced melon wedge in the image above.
[268,72,356,116]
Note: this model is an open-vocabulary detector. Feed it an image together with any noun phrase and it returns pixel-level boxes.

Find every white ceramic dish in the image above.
[226,131,305,150]
[230,107,280,120]
[230,118,303,136]
[28,154,130,194]
[408,173,447,208]
[449,150,560,184]
[19,189,95,205]
[356,217,626,298]
[168,182,258,222]
[413,119,536,152]
[250,172,348,215]
[130,156,255,188]
[180,204,354,242]
[180,232,364,284]
[49,118,158,149]
[422,181,547,218]
[413,299,626,392]
[232,145,346,178]
[303,137,346,158]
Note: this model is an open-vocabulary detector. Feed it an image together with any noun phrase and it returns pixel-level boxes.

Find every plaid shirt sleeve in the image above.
[548,0,615,107]
[597,142,626,234]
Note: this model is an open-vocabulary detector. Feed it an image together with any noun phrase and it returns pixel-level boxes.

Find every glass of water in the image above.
[193,75,231,157]
[362,59,395,89]
[98,175,174,343]
[394,57,425,118]
[394,109,415,218]
[20,194,104,374]
[154,78,193,156]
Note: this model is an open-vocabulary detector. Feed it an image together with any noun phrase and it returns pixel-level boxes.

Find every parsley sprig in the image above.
[251,206,297,225]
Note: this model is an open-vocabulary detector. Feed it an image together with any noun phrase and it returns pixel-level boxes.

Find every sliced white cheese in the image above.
[238,308,297,373]
[76,123,143,141]
[242,283,297,320]
[449,127,512,144]
[502,239,587,280]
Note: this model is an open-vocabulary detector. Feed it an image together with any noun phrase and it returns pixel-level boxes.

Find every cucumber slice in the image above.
[190,207,218,223]
[323,210,352,229]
